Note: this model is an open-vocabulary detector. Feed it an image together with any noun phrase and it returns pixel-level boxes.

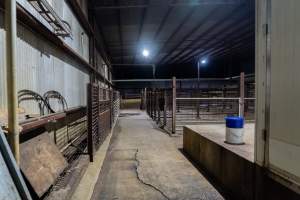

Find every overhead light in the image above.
[142,49,150,57]
[201,58,207,65]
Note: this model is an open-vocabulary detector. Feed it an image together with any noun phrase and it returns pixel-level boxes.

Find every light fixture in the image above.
[201,58,207,65]
[142,49,150,57]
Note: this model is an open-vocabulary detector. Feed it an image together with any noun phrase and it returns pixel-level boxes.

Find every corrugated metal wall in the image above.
[0,7,90,115]
[17,0,90,61]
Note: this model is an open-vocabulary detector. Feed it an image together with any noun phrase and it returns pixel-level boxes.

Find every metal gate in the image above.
[87,83,99,162]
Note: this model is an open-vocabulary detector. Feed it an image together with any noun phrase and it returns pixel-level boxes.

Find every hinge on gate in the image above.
[262,129,267,141]
[265,23,269,35]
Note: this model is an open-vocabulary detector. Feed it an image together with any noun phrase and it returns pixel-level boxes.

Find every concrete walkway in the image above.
[91,110,224,200]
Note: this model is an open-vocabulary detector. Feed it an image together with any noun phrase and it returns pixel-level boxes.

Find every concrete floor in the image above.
[91,110,224,200]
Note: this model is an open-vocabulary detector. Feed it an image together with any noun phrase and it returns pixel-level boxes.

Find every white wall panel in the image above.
[268,0,300,183]
[256,0,300,186]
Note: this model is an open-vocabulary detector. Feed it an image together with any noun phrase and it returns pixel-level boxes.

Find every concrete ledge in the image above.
[183,125,300,200]
[183,125,255,200]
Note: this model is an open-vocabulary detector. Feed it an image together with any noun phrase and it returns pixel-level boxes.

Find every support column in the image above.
[172,77,176,134]
[5,0,19,164]
[144,88,147,110]
[157,90,160,124]
[150,91,153,118]
[239,72,245,117]
[153,89,157,121]
[163,89,167,127]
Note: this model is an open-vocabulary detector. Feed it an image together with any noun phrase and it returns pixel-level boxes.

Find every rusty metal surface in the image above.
[87,83,99,161]
[20,132,68,197]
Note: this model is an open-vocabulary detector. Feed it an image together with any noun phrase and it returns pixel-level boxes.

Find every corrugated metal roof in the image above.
[92,0,254,65]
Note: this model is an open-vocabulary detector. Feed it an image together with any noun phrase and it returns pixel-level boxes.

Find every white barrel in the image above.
[225,127,244,144]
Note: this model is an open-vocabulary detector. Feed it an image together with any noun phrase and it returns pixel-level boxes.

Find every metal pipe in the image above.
[176,97,241,100]
[172,77,176,134]
[5,0,19,164]
[163,90,167,127]
[239,72,245,117]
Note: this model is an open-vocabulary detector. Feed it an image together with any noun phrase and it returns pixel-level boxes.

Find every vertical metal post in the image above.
[110,89,113,128]
[150,91,153,118]
[197,61,200,81]
[157,90,160,124]
[87,84,94,162]
[153,89,157,120]
[163,89,167,127]
[172,77,176,134]
[239,72,245,117]
[144,88,147,110]
[146,90,149,114]
[5,0,19,164]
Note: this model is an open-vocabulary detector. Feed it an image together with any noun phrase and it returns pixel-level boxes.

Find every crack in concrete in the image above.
[134,149,171,200]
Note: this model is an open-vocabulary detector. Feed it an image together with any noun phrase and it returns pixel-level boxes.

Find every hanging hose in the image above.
[43,90,68,112]
[43,90,69,142]
[18,89,55,116]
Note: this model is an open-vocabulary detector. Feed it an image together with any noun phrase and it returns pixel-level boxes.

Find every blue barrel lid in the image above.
[225,117,244,128]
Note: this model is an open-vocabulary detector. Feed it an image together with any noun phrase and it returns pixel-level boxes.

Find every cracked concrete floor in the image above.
[91,110,224,200]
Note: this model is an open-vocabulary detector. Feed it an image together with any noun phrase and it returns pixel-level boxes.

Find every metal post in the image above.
[163,89,167,127]
[172,77,176,134]
[87,84,94,162]
[5,0,19,164]
[197,61,200,81]
[144,88,147,110]
[239,72,245,117]
[153,89,157,120]
[146,90,149,114]
[157,90,160,124]
[151,90,153,118]
[110,90,113,128]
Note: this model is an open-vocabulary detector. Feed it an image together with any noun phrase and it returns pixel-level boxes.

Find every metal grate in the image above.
[87,83,99,162]
[28,0,72,37]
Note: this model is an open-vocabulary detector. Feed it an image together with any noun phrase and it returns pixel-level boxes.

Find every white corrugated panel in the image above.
[16,0,89,61]
[0,12,89,115]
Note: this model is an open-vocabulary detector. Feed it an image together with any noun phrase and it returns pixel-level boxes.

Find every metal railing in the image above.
[146,73,255,134]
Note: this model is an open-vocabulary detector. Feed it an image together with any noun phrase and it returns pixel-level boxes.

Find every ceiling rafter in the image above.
[204,33,254,58]
[177,19,254,63]
[152,7,197,63]
[175,19,253,63]
[157,7,220,64]
[132,0,150,63]
[115,0,124,63]
[162,4,246,64]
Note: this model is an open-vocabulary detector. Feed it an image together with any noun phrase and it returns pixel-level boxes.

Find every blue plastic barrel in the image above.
[225,117,244,129]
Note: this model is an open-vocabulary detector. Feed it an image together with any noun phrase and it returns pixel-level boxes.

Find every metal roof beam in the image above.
[132,0,149,64]
[177,22,254,63]
[157,7,219,64]
[93,0,243,10]
[152,8,197,63]
[162,4,246,64]
[116,0,124,63]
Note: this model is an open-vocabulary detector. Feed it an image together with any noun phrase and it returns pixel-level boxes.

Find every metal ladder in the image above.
[27,0,72,38]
